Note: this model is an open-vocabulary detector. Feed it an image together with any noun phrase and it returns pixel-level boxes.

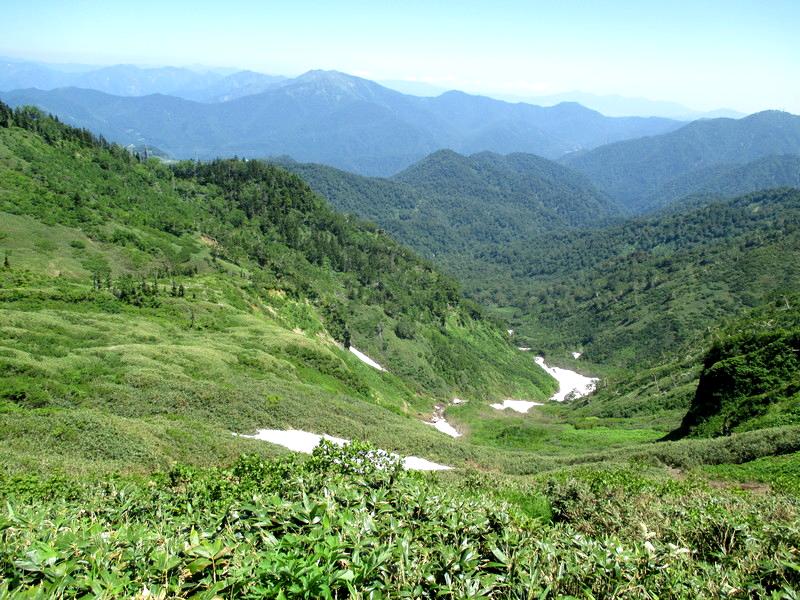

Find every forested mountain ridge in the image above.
[0,70,682,175]
[469,188,800,368]
[279,150,800,378]
[277,149,618,270]
[392,149,621,225]
[562,110,800,212]
[648,154,800,212]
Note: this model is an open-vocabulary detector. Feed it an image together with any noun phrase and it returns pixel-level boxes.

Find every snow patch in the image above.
[426,419,461,438]
[534,356,598,402]
[572,351,582,359]
[507,329,515,336]
[451,398,466,405]
[423,404,461,438]
[517,347,531,351]
[349,346,386,371]
[237,429,347,452]
[403,456,451,471]
[236,428,451,470]
[490,399,543,413]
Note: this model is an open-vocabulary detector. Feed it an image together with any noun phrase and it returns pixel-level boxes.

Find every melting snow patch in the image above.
[236,429,347,453]
[429,419,461,437]
[507,329,515,336]
[490,399,543,413]
[423,405,461,438]
[403,456,451,471]
[517,347,532,351]
[572,351,582,359]
[451,398,466,405]
[534,356,598,402]
[349,346,386,371]
[236,429,451,470]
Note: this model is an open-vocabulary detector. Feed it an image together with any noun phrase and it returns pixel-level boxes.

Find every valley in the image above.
[1,57,800,597]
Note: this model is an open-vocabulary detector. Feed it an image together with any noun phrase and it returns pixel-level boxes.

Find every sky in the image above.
[1,0,798,113]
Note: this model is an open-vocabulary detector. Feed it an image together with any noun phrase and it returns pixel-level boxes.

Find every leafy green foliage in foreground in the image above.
[2,445,800,598]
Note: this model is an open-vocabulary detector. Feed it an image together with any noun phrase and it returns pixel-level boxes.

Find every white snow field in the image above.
[237,429,451,470]
[348,346,386,371]
[489,399,543,413]
[534,356,598,402]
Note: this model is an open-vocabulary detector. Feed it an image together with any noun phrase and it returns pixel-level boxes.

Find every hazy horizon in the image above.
[0,52,749,118]
[1,0,798,114]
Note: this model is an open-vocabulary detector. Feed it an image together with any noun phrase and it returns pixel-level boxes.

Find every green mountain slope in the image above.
[647,154,800,212]
[0,103,555,474]
[676,297,800,437]
[279,150,619,273]
[470,188,800,369]
[562,111,800,212]
[392,149,620,226]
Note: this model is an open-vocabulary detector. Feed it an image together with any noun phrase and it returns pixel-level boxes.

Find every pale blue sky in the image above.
[1,0,798,112]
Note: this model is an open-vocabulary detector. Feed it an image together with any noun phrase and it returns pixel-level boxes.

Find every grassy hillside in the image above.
[562,110,800,212]
[0,103,561,474]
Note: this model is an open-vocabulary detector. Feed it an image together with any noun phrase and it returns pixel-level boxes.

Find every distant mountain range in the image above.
[561,110,800,212]
[0,58,286,102]
[2,58,742,120]
[508,91,744,120]
[2,58,796,202]
[379,83,745,120]
[0,69,682,175]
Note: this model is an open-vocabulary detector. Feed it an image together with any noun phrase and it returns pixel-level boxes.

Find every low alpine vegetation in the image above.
[2,445,800,598]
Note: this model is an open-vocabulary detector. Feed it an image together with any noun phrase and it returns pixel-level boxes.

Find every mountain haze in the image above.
[0,59,286,102]
[520,90,744,120]
[562,110,800,212]
[1,70,683,175]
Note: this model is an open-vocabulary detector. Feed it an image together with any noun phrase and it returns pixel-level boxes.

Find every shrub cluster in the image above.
[2,448,799,598]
